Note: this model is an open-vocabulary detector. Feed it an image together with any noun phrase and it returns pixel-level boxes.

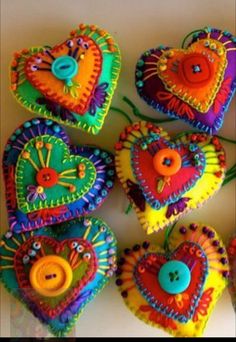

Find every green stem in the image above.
[110,106,133,124]
[222,172,236,186]
[163,222,177,252]
[123,96,176,124]
[181,28,206,49]
[226,163,236,177]
[125,203,132,214]
[216,135,236,144]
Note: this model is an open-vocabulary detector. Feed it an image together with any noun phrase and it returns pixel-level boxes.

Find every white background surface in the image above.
[0,0,235,337]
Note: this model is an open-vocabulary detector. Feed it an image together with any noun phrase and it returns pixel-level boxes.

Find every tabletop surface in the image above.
[0,0,235,337]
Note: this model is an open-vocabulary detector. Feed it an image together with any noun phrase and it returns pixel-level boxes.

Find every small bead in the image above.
[15,129,22,135]
[142,241,150,249]
[141,142,147,150]
[190,223,198,231]
[94,149,100,156]
[218,247,225,254]
[133,244,141,251]
[136,80,144,88]
[101,152,108,158]
[84,219,91,227]
[105,157,112,164]
[23,121,31,128]
[202,226,209,234]
[159,64,167,71]
[107,170,115,176]
[116,268,122,276]
[158,44,166,49]
[118,258,125,266]
[28,249,36,257]
[108,248,115,255]
[207,231,215,238]
[106,235,113,243]
[232,37,236,43]
[95,197,102,204]
[101,189,108,197]
[5,231,13,239]
[10,135,16,141]
[53,125,61,133]
[124,248,131,255]
[88,204,95,210]
[106,270,114,277]
[32,119,40,125]
[45,119,53,126]
[106,180,113,188]
[220,257,227,265]
[121,290,128,298]
[179,226,187,234]
[223,31,231,37]
[137,59,145,67]
[116,279,123,286]
[222,270,229,278]
[212,240,220,246]
[136,70,143,78]
[5,144,11,151]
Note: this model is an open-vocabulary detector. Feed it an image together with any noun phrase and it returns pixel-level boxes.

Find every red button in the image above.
[179,53,213,88]
[36,167,58,188]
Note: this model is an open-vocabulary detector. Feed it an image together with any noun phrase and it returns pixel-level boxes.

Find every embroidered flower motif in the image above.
[167,292,189,309]
[26,185,46,203]
[166,197,190,218]
[139,305,177,330]
[36,97,77,123]
[193,288,214,322]
[89,82,108,115]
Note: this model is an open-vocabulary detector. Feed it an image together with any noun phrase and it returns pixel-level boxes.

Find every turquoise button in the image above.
[158,260,191,294]
[51,56,78,85]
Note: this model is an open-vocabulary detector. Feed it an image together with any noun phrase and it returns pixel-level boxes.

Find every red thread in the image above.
[6,165,17,209]
[27,205,68,221]
[213,78,232,113]
[193,288,214,322]
[139,305,177,330]
[156,91,194,119]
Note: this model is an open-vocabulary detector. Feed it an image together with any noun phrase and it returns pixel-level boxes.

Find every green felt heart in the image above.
[16,135,96,213]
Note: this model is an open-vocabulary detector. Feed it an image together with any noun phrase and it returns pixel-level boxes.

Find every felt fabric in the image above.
[10,24,121,134]
[116,223,229,337]
[135,27,236,134]
[115,121,225,234]
[227,235,236,311]
[3,118,115,233]
[0,217,117,337]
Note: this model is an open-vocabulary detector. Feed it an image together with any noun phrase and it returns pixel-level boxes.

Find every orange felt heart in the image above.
[157,40,227,113]
[25,37,102,115]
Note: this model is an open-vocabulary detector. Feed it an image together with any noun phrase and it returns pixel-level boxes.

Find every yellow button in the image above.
[29,255,73,297]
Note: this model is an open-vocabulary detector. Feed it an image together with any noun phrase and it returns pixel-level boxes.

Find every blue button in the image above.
[51,56,78,85]
[158,260,191,294]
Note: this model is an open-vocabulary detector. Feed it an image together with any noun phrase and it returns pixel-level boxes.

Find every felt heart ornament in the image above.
[227,235,236,311]
[116,223,229,337]
[0,217,117,337]
[115,121,226,234]
[135,27,236,134]
[10,24,121,134]
[3,118,115,233]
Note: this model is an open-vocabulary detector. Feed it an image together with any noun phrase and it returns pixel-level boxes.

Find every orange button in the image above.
[29,255,73,297]
[179,53,213,88]
[153,148,182,176]
[36,167,58,188]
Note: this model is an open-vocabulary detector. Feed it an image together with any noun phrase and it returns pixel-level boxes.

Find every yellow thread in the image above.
[143,68,158,73]
[0,265,14,270]
[99,250,108,256]
[12,237,21,247]
[99,258,108,262]
[143,71,158,81]
[46,149,51,167]
[97,269,106,275]
[227,48,236,51]
[2,243,16,253]
[59,169,77,176]
[59,175,77,179]
[30,231,34,237]
[92,231,101,242]
[92,240,105,248]
[57,180,75,189]
[21,234,26,242]
[98,265,109,270]
[217,33,223,40]
[28,157,40,172]
[83,226,91,240]
[145,62,158,66]
[0,255,14,261]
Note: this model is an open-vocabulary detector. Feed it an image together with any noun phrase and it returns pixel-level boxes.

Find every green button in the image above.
[51,56,78,85]
[158,260,191,294]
